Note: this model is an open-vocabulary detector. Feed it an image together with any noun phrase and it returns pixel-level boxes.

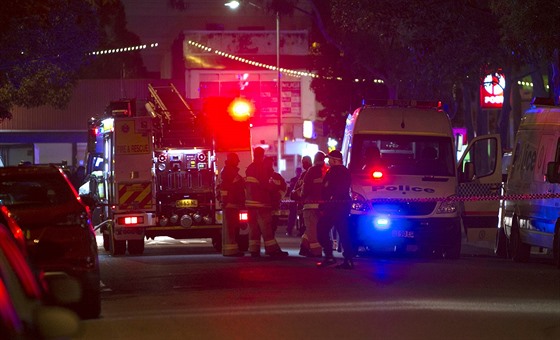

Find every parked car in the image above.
[0,165,101,319]
[0,207,81,339]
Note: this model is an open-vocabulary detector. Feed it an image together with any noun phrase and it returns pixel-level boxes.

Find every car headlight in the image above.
[351,192,370,212]
[436,198,457,214]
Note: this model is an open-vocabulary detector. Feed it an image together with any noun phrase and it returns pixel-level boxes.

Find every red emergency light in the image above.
[371,170,383,179]
[228,98,253,121]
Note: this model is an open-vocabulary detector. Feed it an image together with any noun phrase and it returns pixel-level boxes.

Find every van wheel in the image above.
[494,227,508,258]
[554,223,560,269]
[510,223,530,263]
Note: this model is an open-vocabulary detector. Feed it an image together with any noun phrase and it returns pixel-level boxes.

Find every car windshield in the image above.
[0,176,75,207]
[349,134,456,177]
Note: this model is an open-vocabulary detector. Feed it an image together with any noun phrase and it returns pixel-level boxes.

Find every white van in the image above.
[341,100,501,258]
[498,98,560,268]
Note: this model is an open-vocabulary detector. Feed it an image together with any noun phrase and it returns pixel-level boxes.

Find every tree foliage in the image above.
[79,0,147,79]
[0,0,100,120]
[308,0,506,140]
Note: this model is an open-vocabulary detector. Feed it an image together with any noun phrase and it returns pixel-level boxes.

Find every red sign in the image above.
[480,73,505,109]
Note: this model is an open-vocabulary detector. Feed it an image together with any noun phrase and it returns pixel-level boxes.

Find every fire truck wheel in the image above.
[110,238,126,256]
[128,239,145,255]
[212,236,222,252]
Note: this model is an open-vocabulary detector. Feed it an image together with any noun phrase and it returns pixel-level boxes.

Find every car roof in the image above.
[0,165,64,177]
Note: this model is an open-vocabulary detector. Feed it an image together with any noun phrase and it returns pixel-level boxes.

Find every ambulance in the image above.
[498,97,560,268]
[341,100,501,258]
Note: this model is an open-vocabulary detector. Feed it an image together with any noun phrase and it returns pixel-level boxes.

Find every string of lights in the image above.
[187,40,385,84]
[89,43,159,56]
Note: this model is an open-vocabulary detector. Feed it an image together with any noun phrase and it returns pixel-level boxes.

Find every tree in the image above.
[79,0,147,79]
[308,0,505,141]
[0,0,100,120]
[490,1,560,147]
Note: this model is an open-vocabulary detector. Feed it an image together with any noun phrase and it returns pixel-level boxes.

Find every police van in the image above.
[341,100,501,258]
[498,98,560,268]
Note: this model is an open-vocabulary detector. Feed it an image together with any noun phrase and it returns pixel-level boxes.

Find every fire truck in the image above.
[84,84,252,256]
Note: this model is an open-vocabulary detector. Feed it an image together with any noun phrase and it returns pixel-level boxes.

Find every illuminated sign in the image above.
[480,73,505,109]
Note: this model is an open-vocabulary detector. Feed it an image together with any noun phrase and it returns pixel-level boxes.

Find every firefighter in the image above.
[269,159,288,235]
[299,151,327,258]
[219,152,245,257]
[316,150,354,269]
[285,166,302,236]
[245,147,289,257]
[289,155,312,237]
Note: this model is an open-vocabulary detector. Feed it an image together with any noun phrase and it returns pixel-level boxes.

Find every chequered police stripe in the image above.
[457,183,502,197]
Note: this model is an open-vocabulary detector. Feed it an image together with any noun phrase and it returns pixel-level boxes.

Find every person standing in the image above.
[298,152,327,258]
[287,155,312,236]
[218,152,245,257]
[316,150,354,269]
[269,159,288,235]
[286,167,303,236]
[245,148,289,257]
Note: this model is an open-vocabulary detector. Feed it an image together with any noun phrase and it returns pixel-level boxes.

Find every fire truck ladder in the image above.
[147,83,195,122]
[148,83,198,147]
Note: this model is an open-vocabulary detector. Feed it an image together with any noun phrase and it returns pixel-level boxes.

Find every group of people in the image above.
[219,147,289,258]
[218,147,355,269]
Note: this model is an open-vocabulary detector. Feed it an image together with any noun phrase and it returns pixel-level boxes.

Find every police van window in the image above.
[349,135,455,176]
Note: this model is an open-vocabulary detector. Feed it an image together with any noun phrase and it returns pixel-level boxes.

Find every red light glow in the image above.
[228,98,253,121]
[372,170,383,179]
[239,211,249,222]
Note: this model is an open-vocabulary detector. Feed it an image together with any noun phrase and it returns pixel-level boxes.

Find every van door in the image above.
[457,134,502,248]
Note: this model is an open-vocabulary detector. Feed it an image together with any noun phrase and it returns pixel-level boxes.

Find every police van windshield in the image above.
[349,135,455,177]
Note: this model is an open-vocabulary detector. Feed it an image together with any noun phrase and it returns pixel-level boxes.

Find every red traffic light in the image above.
[227,98,254,121]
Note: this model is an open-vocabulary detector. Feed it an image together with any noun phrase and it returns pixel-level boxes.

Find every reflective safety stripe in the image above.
[310,242,321,250]
[246,177,259,183]
[303,203,320,209]
[264,239,279,247]
[223,243,240,255]
[313,178,323,184]
[118,182,153,209]
[246,200,266,207]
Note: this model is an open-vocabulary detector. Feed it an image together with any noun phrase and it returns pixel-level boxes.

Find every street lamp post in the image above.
[225,1,282,173]
[276,11,282,173]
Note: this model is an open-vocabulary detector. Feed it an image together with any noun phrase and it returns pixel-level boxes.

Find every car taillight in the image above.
[117,216,145,225]
[57,212,90,228]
